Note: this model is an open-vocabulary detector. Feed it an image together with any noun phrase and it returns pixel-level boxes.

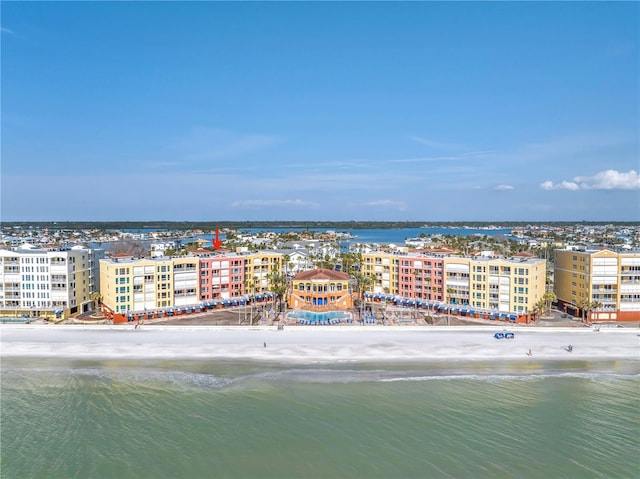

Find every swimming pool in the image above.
[286,310,352,324]
[0,318,32,324]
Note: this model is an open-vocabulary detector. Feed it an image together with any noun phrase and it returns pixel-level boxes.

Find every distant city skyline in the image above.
[2,2,638,221]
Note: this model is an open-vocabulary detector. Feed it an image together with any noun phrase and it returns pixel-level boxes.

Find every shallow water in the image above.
[2,359,638,479]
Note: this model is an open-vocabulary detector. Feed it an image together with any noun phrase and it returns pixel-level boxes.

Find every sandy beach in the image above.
[2,324,639,363]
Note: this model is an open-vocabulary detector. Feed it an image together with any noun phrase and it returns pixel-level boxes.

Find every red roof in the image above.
[294,268,349,281]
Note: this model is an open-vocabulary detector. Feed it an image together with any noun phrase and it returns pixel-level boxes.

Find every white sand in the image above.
[2,324,639,363]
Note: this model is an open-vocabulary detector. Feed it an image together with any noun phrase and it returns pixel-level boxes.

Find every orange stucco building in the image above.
[288,268,353,311]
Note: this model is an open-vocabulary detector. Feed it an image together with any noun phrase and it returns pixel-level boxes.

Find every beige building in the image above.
[554,248,640,321]
[465,256,546,315]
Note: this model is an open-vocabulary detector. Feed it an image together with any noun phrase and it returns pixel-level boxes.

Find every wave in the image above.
[3,360,638,391]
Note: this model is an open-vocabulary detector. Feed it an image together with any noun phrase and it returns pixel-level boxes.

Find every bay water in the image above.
[2,359,638,479]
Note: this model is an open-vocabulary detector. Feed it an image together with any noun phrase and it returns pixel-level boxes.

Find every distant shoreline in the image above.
[4,220,639,231]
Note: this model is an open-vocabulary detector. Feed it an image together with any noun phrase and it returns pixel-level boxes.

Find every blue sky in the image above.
[2,2,638,222]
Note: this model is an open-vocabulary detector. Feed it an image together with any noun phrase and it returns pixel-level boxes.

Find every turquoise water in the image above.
[287,310,352,323]
[1,359,638,479]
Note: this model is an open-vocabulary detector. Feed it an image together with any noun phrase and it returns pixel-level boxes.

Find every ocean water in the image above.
[192,227,512,247]
[1,359,638,479]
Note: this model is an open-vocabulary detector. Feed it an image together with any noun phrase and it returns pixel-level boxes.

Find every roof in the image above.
[111,253,133,258]
[293,268,349,281]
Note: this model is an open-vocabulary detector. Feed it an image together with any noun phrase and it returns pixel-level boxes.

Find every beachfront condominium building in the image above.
[443,256,547,314]
[361,250,546,315]
[197,251,246,301]
[100,255,199,316]
[100,255,175,315]
[0,244,100,319]
[100,250,284,317]
[397,254,445,302]
[554,248,640,321]
[362,251,400,295]
[243,251,283,294]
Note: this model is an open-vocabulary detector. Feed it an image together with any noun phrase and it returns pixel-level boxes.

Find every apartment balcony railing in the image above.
[3,260,20,266]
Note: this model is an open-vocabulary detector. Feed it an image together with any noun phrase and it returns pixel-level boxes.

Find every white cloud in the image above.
[361,200,407,210]
[231,199,319,208]
[541,169,639,191]
[410,136,464,150]
[494,184,514,191]
[575,169,640,190]
[540,180,579,191]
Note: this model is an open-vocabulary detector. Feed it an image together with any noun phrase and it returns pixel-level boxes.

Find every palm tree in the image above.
[283,254,292,277]
[90,291,102,312]
[576,297,591,323]
[542,291,557,316]
[533,298,546,321]
[267,271,289,319]
[586,300,603,322]
[446,287,455,304]
[352,271,373,318]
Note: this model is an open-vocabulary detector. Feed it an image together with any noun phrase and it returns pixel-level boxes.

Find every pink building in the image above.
[397,254,445,302]
[197,252,246,300]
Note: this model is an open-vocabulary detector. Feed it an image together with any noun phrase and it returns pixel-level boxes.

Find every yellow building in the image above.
[243,251,282,294]
[362,251,399,294]
[100,254,198,317]
[554,248,640,321]
[101,255,168,315]
[463,256,546,314]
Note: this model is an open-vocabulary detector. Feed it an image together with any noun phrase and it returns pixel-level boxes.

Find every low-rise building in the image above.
[288,268,353,311]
